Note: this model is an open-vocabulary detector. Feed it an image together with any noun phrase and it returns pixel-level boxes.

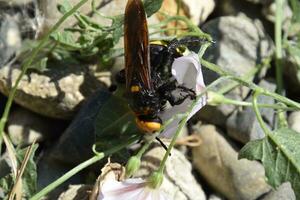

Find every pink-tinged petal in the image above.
[98,178,168,200]
[159,52,207,138]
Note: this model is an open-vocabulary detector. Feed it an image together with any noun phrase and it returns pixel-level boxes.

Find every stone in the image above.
[208,194,225,200]
[283,55,300,97]
[37,156,85,199]
[261,182,296,200]
[288,111,300,133]
[7,106,65,146]
[57,185,92,200]
[192,124,271,200]
[226,79,276,143]
[262,1,292,32]
[48,89,111,165]
[196,16,274,127]
[134,145,206,200]
[0,0,34,6]
[0,15,21,67]
[181,0,215,24]
[0,62,107,119]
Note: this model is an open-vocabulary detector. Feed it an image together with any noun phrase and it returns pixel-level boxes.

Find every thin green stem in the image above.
[30,135,139,200]
[0,0,89,154]
[201,59,300,110]
[253,91,300,176]
[218,57,271,95]
[174,0,181,35]
[157,103,192,173]
[275,0,284,94]
[252,91,272,136]
[136,138,153,159]
[155,75,228,173]
[216,96,294,111]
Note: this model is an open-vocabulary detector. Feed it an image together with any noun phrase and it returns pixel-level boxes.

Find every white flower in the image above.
[159,52,207,137]
[98,178,168,200]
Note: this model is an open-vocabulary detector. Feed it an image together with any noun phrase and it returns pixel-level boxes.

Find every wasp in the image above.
[120,0,204,134]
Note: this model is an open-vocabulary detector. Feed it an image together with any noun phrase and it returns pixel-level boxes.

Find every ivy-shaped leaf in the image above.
[51,31,82,50]
[0,145,38,199]
[239,128,300,198]
[57,0,73,14]
[94,90,140,153]
[143,0,163,17]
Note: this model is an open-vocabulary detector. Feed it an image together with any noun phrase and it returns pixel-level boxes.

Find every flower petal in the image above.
[159,52,206,138]
[98,178,168,200]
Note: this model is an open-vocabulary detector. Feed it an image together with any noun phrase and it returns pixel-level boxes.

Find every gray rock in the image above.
[262,1,292,32]
[37,156,84,199]
[7,107,65,146]
[208,194,225,200]
[0,0,34,6]
[226,80,276,143]
[0,15,21,67]
[48,89,111,164]
[181,0,215,25]
[196,16,274,127]
[0,62,107,119]
[262,182,295,200]
[192,124,271,200]
[283,54,300,97]
[288,111,300,133]
[57,185,92,200]
[135,145,206,200]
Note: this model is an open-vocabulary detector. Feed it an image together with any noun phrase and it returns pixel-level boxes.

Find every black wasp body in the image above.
[121,0,203,133]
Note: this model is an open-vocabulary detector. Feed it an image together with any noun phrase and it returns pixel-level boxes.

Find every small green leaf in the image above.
[0,174,14,199]
[143,0,163,17]
[111,15,124,44]
[0,145,38,199]
[289,0,300,23]
[94,89,140,152]
[51,31,82,50]
[16,145,38,198]
[57,0,73,14]
[28,57,49,72]
[239,128,300,198]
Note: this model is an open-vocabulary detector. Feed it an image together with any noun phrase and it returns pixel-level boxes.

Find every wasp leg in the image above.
[158,79,196,106]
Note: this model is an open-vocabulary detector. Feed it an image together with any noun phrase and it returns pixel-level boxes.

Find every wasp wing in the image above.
[124,0,152,91]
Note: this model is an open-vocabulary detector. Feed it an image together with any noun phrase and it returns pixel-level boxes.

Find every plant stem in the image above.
[275,0,284,94]
[174,0,181,35]
[30,135,139,200]
[201,59,300,110]
[215,96,294,111]
[252,91,300,176]
[0,0,89,154]
[157,92,207,173]
[252,91,272,136]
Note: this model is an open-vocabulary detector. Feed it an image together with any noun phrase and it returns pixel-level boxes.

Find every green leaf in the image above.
[287,43,300,67]
[239,128,300,198]
[51,31,82,50]
[0,145,38,199]
[57,0,73,14]
[111,15,124,44]
[143,0,163,17]
[289,0,300,23]
[94,90,140,152]
[16,145,38,197]
[0,174,14,199]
